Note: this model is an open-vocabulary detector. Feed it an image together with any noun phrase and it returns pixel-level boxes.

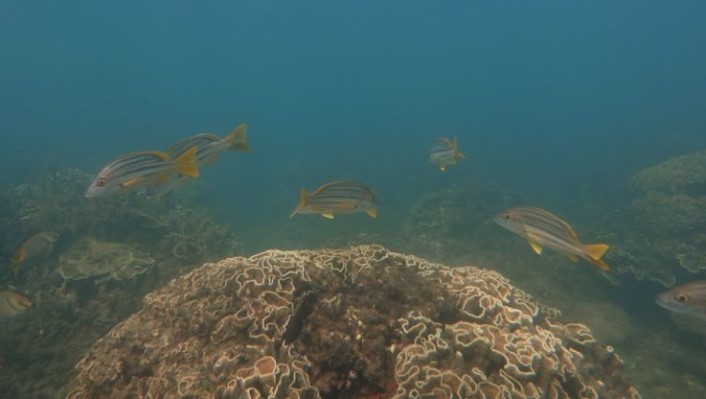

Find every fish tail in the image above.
[453,138,466,159]
[174,146,200,177]
[225,124,250,152]
[583,243,610,271]
[289,188,308,218]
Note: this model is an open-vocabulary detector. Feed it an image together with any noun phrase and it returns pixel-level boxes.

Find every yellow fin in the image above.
[583,243,610,271]
[225,124,250,152]
[175,146,199,177]
[321,212,334,219]
[528,241,543,255]
[120,177,143,187]
[567,253,578,262]
[290,189,308,218]
[366,208,377,218]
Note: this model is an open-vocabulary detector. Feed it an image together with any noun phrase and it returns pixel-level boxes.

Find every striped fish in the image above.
[168,123,249,167]
[85,146,199,197]
[10,231,59,276]
[290,180,379,219]
[146,124,250,197]
[494,207,610,271]
[429,137,465,171]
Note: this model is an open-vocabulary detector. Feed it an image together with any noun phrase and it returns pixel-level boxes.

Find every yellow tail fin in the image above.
[225,124,250,152]
[175,146,199,177]
[583,243,610,271]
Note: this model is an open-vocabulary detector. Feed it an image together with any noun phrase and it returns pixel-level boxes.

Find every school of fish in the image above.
[3,127,700,322]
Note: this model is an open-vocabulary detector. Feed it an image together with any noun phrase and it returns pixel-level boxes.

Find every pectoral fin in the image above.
[528,241,543,255]
[366,209,377,218]
[320,212,334,219]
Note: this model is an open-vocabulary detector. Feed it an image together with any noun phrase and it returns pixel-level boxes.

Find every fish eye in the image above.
[503,213,510,220]
[96,178,106,187]
[676,294,689,303]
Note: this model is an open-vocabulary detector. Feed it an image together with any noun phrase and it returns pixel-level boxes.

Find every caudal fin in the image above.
[225,124,250,152]
[583,243,610,271]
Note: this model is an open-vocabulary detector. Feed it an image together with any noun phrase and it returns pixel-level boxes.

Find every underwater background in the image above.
[2,1,706,398]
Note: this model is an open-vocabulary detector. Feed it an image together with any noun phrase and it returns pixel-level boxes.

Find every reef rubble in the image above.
[65,245,639,399]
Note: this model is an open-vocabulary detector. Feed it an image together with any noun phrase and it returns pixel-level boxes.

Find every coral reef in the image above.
[66,245,639,399]
[58,237,155,283]
[607,150,706,285]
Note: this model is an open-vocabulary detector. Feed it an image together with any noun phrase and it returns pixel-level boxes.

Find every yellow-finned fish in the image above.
[168,123,250,167]
[85,146,199,197]
[656,280,706,320]
[0,290,31,318]
[495,207,610,271]
[290,180,379,219]
[147,124,250,196]
[10,231,59,276]
[429,137,465,172]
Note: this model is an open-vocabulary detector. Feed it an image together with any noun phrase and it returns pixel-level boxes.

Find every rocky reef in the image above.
[66,245,640,399]
[608,150,706,286]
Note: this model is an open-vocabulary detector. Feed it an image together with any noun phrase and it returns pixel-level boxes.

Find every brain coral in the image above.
[66,246,640,399]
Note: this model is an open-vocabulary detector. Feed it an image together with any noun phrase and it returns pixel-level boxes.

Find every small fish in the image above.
[10,231,59,276]
[168,123,250,168]
[494,207,610,271]
[656,281,706,319]
[0,290,31,318]
[85,147,199,197]
[290,180,379,219]
[429,137,465,171]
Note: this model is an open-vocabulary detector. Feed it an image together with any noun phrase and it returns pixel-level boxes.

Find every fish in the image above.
[656,280,706,319]
[167,123,250,167]
[429,137,465,171]
[10,231,59,276]
[290,180,379,219]
[0,290,31,318]
[494,207,610,271]
[85,146,199,197]
[148,124,250,196]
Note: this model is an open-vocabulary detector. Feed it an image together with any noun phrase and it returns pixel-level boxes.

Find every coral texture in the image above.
[66,246,640,399]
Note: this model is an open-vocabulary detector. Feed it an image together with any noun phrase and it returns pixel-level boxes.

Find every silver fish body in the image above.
[656,280,706,319]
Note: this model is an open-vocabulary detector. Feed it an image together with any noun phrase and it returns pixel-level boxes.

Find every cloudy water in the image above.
[1,1,706,398]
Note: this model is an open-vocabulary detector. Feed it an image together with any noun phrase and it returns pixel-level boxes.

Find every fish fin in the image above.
[120,177,143,188]
[567,253,579,262]
[174,146,199,177]
[289,189,308,218]
[321,212,334,219]
[583,243,611,271]
[366,209,377,218]
[528,241,543,255]
[225,124,250,152]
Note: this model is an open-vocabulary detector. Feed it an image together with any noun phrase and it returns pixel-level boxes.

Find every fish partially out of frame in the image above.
[10,231,59,276]
[0,290,31,318]
[429,137,465,172]
[495,207,610,271]
[85,147,199,197]
[656,280,706,320]
[290,180,379,219]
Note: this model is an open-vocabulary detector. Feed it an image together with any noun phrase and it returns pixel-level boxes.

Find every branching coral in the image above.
[66,246,639,399]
